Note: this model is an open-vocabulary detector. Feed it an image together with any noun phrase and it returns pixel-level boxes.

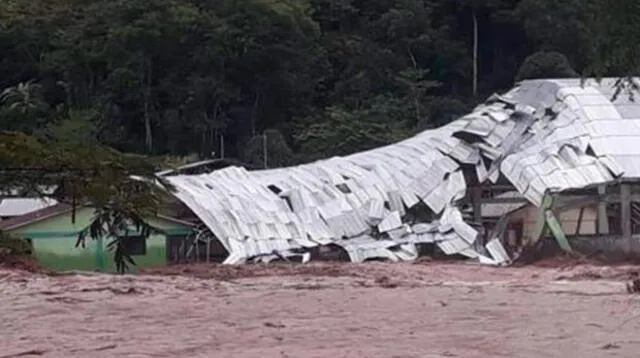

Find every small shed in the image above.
[0,204,194,272]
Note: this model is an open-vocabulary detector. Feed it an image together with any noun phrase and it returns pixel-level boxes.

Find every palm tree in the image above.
[0,80,48,116]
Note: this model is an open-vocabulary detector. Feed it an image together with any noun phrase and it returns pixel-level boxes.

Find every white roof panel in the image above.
[0,198,58,217]
[166,78,640,265]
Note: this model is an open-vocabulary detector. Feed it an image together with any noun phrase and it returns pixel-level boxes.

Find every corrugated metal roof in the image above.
[481,192,528,218]
[0,198,58,217]
[0,203,71,230]
[168,77,640,266]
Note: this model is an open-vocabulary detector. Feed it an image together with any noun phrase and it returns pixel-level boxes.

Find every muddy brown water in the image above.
[2,262,640,357]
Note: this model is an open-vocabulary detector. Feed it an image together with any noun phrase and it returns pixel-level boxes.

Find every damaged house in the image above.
[162,78,640,265]
[480,190,598,249]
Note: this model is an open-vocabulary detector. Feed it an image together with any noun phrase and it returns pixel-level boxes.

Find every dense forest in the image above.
[1,0,637,168]
[1,0,639,271]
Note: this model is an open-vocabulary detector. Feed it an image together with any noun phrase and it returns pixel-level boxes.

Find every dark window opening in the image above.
[23,238,34,255]
[121,236,147,256]
[335,183,351,194]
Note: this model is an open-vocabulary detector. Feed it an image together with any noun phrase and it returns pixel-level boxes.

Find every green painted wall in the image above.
[26,234,167,273]
[6,207,192,273]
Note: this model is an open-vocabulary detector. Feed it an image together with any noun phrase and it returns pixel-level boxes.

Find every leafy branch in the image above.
[0,130,173,273]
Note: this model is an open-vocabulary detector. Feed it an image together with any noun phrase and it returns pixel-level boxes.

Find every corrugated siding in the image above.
[166,78,640,265]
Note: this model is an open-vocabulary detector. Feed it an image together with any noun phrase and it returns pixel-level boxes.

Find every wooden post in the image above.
[472,8,478,97]
[597,185,609,234]
[621,184,632,253]
[575,207,585,236]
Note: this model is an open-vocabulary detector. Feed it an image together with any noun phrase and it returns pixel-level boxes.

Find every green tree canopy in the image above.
[2,0,640,272]
[515,51,578,82]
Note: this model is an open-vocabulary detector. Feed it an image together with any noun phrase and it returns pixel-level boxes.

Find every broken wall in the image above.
[506,204,598,244]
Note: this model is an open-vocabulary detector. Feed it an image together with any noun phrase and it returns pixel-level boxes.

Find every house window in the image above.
[120,236,147,256]
[24,238,34,255]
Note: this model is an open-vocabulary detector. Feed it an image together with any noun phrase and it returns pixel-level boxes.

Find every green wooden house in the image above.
[0,204,194,272]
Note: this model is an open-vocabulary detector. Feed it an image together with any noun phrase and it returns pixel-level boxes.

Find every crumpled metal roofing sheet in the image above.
[0,198,58,217]
[166,77,640,266]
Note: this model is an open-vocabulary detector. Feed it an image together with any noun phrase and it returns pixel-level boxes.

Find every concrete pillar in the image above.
[621,184,632,253]
[597,185,609,234]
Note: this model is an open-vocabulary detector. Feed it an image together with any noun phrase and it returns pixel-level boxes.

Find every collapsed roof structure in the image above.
[162,78,640,265]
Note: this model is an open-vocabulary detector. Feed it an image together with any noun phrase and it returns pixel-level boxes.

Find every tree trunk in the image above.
[408,46,421,123]
[142,56,153,153]
[201,114,208,156]
[144,99,152,152]
[220,133,225,159]
[212,99,221,158]
[263,132,268,169]
[472,8,479,97]
[250,88,261,137]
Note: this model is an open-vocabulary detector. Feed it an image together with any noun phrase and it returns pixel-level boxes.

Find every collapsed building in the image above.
[162,78,640,265]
